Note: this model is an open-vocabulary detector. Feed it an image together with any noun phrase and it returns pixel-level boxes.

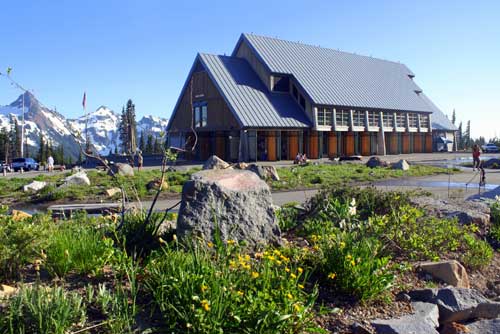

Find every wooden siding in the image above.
[361,132,370,156]
[235,40,271,90]
[169,68,240,132]
[414,134,423,153]
[425,133,433,153]
[328,132,337,158]
[215,131,226,160]
[288,131,300,160]
[309,131,319,159]
[402,133,411,154]
[345,132,355,156]
[267,131,277,161]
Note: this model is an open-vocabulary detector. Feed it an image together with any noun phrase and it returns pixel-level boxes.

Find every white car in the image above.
[482,143,499,153]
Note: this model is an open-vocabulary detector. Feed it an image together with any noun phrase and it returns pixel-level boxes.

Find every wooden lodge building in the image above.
[166,33,457,161]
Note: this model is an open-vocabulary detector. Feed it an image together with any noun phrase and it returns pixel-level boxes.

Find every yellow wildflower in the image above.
[293,303,302,312]
[158,237,167,245]
[200,299,210,312]
[172,234,177,242]
[237,290,244,296]
[251,271,260,279]
[201,285,208,293]
[207,241,214,248]
[227,239,236,245]
[328,273,336,280]
[290,273,297,279]
[298,284,304,289]
[287,293,293,300]
[297,267,303,274]
[350,259,356,266]
[254,252,264,259]
[285,267,290,273]
[339,241,346,249]
[267,255,276,262]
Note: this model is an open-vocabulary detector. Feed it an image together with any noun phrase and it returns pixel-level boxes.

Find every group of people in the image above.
[294,152,308,165]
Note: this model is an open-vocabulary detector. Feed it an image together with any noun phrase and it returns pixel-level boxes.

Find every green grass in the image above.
[271,164,454,190]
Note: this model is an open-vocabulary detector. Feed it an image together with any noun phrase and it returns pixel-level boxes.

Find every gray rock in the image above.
[61,171,90,187]
[177,169,280,248]
[371,302,439,334]
[202,155,231,170]
[392,159,410,171]
[23,180,47,192]
[109,163,134,177]
[366,157,388,169]
[105,187,122,197]
[246,163,267,179]
[473,302,500,319]
[263,166,280,181]
[410,197,490,229]
[408,288,490,323]
[352,322,373,334]
[464,319,500,334]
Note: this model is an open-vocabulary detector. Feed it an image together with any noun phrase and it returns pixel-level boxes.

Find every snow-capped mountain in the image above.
[0,92,169,159]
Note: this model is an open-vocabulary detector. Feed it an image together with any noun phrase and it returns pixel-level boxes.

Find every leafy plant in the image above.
[144,242,318,333]
[44,222,115,278]
[0,284,86,334]
[461,233,493,269]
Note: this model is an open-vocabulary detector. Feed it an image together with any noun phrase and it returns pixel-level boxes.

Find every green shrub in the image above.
[144,243,317,333]
[44,223,115,278]
[276,203,301,232]
[314,231,393,302]
[0,285,86,334]
[0,213,52,278]
[489,200,500,244]
[461,233,494,269]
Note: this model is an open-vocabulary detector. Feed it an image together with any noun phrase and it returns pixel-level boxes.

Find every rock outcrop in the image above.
[202,155,231,170]
[418,260,470,288]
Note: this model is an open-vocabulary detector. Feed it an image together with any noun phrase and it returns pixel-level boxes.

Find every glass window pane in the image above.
[194,107,200,127]
[201,105,207,127]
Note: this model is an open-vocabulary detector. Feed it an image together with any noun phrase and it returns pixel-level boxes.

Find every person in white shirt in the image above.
[47,155,54,172]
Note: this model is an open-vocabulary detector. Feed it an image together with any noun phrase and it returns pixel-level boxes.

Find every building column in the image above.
[332,108,337,130]
[313,106,318,130]
[377,111,386,156]
[364,110,369,130]
[405,113,411,132]
[349,109,354,131]
[238,130,248,162]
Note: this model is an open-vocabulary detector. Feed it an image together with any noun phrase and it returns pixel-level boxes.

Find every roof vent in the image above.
[414,89,422,95]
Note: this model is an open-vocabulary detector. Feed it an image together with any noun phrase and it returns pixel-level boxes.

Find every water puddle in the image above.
[376,179,499,190]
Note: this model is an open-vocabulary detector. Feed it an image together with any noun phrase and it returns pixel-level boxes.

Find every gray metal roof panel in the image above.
[420,93,458,131]
[199,53,311,128]
[240,33,433,113]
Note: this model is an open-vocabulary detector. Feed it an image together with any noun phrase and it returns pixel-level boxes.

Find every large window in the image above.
[396,113,406,128]
[352,110,365,127]
[408,113,418,128]
[420,114,429,128]
[336,109,349,126]
[194,103,207,127]
[383,113,394,127]
[368,111,379,126]
[317,108,333,126]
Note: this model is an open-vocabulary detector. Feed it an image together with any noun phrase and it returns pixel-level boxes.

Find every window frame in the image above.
[194,102,207,128]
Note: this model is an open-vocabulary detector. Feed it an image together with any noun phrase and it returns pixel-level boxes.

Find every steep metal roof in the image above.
[235,33,434,113]
[198,53,311,128]
[420,93,458,131]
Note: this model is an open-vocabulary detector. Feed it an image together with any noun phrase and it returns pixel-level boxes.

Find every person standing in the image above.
[472,144,481,171]
[47,155,54,172]
[137,151,144,172]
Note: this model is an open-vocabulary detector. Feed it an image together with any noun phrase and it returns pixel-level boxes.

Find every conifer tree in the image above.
[451,109,456,125]
[145,134,154,154]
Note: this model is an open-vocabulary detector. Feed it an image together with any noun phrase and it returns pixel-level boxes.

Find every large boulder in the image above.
[61,171,91,187]
[177,169,280,248]
[411,197,490,230]
[408,287,498,324]
[463,319,500,334]
[371,302,439,334]
[202,155,231,170]
[246,163,267,179]
[366,157,388,169]
[23,180,47,192]
[109,163,134,177]
[418,260,470,288]
[392,159,410,171]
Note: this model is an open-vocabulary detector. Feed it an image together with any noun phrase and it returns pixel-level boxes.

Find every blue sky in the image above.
[1,0,498,138]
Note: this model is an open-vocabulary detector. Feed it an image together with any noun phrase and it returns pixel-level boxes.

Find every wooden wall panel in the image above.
[309,131,319,159]
[361,132,370,156]
[425,133,433,153]
[199,134,211,160]
[345,132,355,156]
[288,132,299,160]
[402,133,410,154]
[328,132,337,158]
[414,134,423,153]
[267,131,277,161]
[388,133,399,155]
[215,132,225,160]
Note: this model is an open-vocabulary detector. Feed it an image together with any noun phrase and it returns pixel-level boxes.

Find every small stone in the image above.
[61,171,91,187]
[366,157,388,168]
[392,159,410,171]
[105,187,122,197]
[202,155,231,170]
[109,163,134,177]
[11,210,32,221]
[23,180,47,192]
[419,260,470,288]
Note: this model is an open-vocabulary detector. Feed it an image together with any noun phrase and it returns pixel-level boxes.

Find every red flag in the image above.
[82,91,87,109]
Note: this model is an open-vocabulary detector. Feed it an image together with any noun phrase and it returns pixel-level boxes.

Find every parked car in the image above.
[11,158,39,172]
[481,143,500,153]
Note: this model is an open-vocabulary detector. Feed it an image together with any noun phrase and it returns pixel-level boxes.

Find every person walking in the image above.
[472,144,481,171]
[47,155,54,172]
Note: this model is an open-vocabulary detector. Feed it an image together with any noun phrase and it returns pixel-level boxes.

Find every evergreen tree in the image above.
[38,133,46,163]
[451,109,456,125]
[125,99,137,153]
[145,134,154,154]
[118,106,129,153]
[457,122,463,150]
[139,131,145,151]
[465,120,471,149]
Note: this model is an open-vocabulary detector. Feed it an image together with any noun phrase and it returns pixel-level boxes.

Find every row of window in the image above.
[317,109,430,128]
[194,104,208,128]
